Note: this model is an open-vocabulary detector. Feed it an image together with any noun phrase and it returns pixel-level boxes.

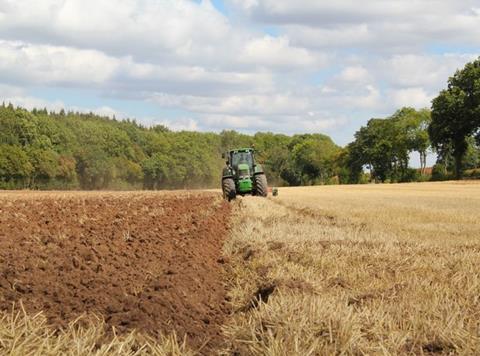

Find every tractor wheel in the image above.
[255,174,268,197]
[222,178,236,201]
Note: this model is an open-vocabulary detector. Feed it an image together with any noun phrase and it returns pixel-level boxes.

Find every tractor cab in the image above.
[228,149,254,176]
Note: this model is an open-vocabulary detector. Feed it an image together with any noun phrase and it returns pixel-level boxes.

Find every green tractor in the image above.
[221,147,268,201]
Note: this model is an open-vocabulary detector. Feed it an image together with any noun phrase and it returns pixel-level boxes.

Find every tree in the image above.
[287,134,340,185]
[463,136,480,170]
[348,119,397,182]
[142,153,172,189]
[430,57,480,178]
[114,157,144,186]
[346,108,432,183]
[57,155,77,183]
[28,148,59,186]
[391,108,431,175]
[0,144,33,186]
[252,132,290,185]
[75,147,116,189]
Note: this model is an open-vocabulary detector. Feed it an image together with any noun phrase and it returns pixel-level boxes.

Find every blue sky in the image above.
[0,0,479,161]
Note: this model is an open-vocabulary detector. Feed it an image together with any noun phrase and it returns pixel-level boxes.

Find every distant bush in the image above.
[359,173,370,184]
[0,179,16,190]
[417,174,432,182]
[325,176,340,185]
[431,164,451,181]
[401,168,421,183]
[464,168,480,179]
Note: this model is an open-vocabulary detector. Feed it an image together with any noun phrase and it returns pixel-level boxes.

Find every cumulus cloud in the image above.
[377,53,478,88]
[0,40,118,86]
[338,66,370,82]
[0,0,230,62]
[0,84,124,118]
[200,113,345,134]
[148,92,310,116]
[389,87,433,108]
[240,35,322,69]
[229,0,480,51]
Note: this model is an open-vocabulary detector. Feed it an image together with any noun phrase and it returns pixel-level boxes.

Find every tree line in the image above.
[0,104,343,189]
[1,57,479,190]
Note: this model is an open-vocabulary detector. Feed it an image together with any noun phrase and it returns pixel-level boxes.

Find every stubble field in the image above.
[1,182,479,355]
[224,181,480,355]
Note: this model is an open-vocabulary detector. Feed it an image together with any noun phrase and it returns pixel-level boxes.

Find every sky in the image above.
[0,0,479,148]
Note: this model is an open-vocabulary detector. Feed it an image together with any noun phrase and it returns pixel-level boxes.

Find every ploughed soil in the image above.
[0,191,231,352]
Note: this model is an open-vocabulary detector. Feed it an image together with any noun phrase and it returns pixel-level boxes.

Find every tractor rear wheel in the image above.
[254,174,268,197]
[222,178,236,201]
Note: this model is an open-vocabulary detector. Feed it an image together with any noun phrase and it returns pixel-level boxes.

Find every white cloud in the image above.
[0,39,276,96]
[89,106,125,118]
[241,35,321,69]
[0,84,124,118]
[389,87,433,108]
[0,0,231,63]
[0,40,118,86]
[350,85,382,110]
[285,24,372,49]
[148,92,310,116]
[4,95,66,112]
[377,53,478,88]
[147,117,199,132]
[200,113,345,134]
[229,0,480,53]
[338,66,370,82]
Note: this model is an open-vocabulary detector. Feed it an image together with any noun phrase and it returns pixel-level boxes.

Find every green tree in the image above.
[142,153,172,189]
[253,132,291,185]
[347,109,431,183]
[463,136,480,170]
[75,147,116,189]
[57,155,77,183]
[287,134,340,185]
[114,157,144,186]
[390,107,431,176]
[349,119,397,182]
[0,144,33,187]
[28,148,59,186]
[430,57,480,178]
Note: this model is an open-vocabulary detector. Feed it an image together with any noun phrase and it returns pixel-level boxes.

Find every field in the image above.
[1,182,480,354]
[224,182,480,355]
[0,191,231,354]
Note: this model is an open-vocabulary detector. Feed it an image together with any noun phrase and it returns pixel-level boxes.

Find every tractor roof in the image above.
[229,147,253,153]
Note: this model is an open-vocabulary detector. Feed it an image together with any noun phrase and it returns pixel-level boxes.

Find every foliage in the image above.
[4,67,479,190]
[346,107,431,183]
[0,144,33,188]
[464,168,480,179]
[431,163,450,181]
[0,104,341,190]
[286,134,340,186]
[430,57,480,178]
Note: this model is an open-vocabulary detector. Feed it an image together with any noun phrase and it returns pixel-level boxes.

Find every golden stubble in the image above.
[222,181,480,355]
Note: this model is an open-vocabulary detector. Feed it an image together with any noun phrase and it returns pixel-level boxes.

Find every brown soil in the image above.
[0,191,231,353]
